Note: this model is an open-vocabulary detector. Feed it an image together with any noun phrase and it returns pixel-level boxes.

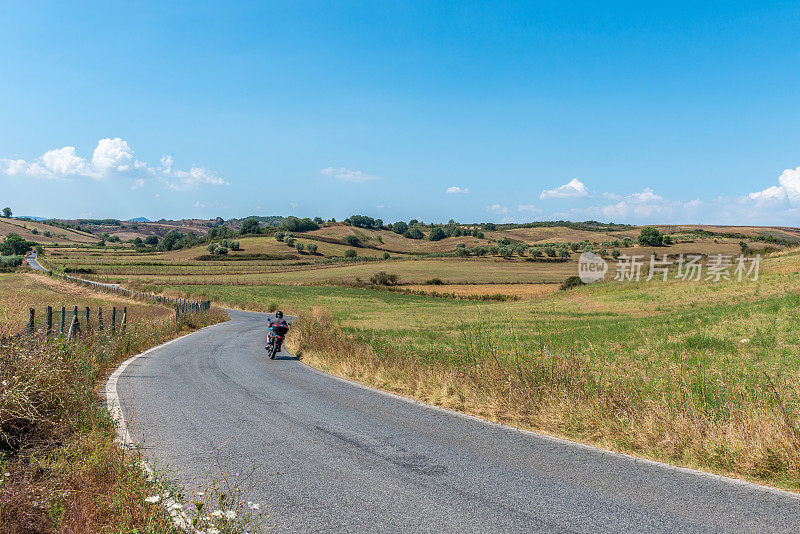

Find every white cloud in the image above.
[517,204,541,213]
[320,166,377,182]
[749,167,800,205]
[445,186,470,194]
[1,138,227,191]
[540,178,589,199]
[602,192,622,200]
[487,203,510,215]
[194,201,206,208]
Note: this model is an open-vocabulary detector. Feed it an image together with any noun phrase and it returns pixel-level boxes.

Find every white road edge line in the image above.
[103,320,231,530]
[295,357,800,502]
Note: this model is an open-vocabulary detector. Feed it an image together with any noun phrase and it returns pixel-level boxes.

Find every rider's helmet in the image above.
[276,310,284,319]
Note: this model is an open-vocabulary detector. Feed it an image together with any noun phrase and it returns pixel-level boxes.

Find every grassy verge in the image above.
[0,305,228,532]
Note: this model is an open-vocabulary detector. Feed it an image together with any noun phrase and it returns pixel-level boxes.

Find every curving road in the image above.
[114,309,800,533]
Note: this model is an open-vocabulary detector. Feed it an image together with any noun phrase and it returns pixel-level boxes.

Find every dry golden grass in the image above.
[0,272,172,334]
[403,283,560,299]
[0,219,98,245]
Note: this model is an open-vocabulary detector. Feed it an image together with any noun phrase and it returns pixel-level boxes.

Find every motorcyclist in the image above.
[266,311,289,352]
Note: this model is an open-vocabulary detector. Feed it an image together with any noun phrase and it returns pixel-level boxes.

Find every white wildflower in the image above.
[210,510,224,518]
[740,338,751,343]
[168,502,183,511]
[224,510,237,519]
[206,529,220,534]
[144,495,161,503]
[247,501,260,510]
[196,491,204,496]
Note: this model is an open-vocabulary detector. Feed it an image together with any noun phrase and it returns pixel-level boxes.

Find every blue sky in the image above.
[1,1,799,225]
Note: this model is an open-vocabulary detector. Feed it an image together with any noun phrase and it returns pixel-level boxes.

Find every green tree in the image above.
[429,227,446,241]
[307,243,318,254]
[275,231,285,242]
[2,207,11,218]
[0,234,33,255]
[295,242,305,253]
[344,249,357,258]
[240,218,261,235]
[637,227,663,246]
[345,235,361,247]
[405,227,424,239]
[382,252,390,259]
[392,221,408,234]
[144,235,159,246]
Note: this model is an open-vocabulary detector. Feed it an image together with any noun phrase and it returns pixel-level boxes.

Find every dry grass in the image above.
[402,283,560,299]
[0,219,98,245]
[0,273,228,533]
[0,273,172,333]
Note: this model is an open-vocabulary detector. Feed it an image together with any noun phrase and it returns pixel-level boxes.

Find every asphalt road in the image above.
[25,251,46,271]
[114,309,800,533]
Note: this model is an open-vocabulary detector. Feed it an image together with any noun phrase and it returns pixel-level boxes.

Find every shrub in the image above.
[499,246,514,259]
[662,235,673,245]
[240,217,261,235]
[307,243,318,254]
[558,246,571,259]
[429,227,446,241]
[370,271,400,285]
[295,242,305,253]
[483,223,496,231]
[405,227,424,240]
[560,275,585,290]
[455,243,469,257]
[530,247,543,258]
[0,255,23,268]
[344,249,357,258]
[383,252,390,259]
[425,278,444,285]
[0,234,34,255]
[622,237,633,247]
[144,235,158,245]
[275,231,285,242]
[638,227,663,246]
[497,237,511,246]
[392,221,408,234]
[285,236,295,246]
[282,216,319,232]
[611,248,621,259]
[213,246,228,255]
[206,243,219,253]
[544,246,556,257]
[345,235,361,247]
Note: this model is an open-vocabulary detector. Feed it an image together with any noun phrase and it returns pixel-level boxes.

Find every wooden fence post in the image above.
[67,314,80,341]
[60,306,66,336]
[46,306,53,336]
[121,307,127,334]
[98,307,103,331]
[111,307,116,334]
[85,307,90,330]
[28,308,35,335]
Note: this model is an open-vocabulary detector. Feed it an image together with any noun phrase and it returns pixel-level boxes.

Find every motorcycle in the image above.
[267,331,284,359]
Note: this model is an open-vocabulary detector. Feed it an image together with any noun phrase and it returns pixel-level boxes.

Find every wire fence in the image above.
[1,305,128,346]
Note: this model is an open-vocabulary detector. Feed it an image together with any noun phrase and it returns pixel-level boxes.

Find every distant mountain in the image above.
[127,217,151,222]
[17,216,49,221]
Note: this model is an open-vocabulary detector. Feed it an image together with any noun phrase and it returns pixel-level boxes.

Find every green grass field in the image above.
[163,248,800,489]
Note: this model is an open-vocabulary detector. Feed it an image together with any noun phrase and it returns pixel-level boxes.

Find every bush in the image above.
[345,235,361,247]
[611,248,621,259]
[383,252,390,259]
[144,235,158,245]
[662,235,673,245]
[295,242,305,253]
[213,246,228,255]
[405,227,424,240]
[392,221,408,234]
[285,236,295,246]
[429,227,446,241]
[0,234,35,255]
[544,246,556,257]
[240,217,261,235]
[307,243,318,254]
[207,243,219,253]
[558,246,571,259]
[530,247,543,258]
[560,275,585,290]
[275,231,285,242]
[455,243,469,257]
[282,216,319,232]
[425,278,444,285]
[369,271,400,285]
[0,255,23,268]
[344,249,357,258]
[638,227,663,246]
